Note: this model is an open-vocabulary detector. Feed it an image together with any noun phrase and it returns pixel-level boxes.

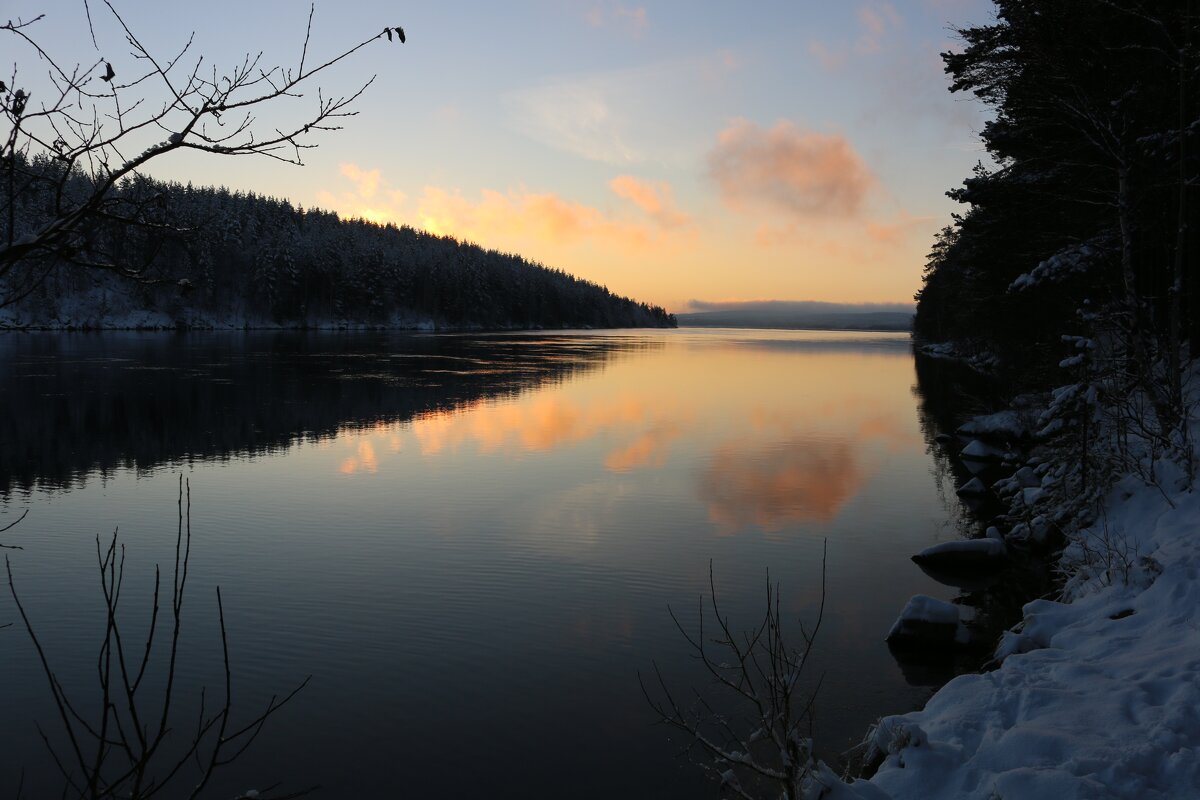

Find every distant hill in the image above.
[1,155,676,331]
[677,301,913,332]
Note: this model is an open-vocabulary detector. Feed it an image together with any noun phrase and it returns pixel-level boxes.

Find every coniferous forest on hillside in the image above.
[0,155,676,330]
[914,1,1198,395]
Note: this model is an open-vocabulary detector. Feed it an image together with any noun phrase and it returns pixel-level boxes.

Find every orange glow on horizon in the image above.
[312,156,935,312]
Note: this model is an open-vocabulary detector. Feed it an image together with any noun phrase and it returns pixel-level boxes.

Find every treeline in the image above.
[915,0,1198,389]
[0,155,676,330]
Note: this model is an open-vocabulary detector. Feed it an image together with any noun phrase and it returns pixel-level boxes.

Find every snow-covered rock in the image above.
[956,409,1031,441]
[955,476,988,498]
[960,439,1017,463]
[1018,486,1047,507]
[885,595,970,648]
[911,538,1007,572]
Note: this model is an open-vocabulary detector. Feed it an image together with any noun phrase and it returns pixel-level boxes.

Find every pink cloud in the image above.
[416,185,656,249]
[319,166,691,254]
[338,163,382,200]
[709,119,875,219]
[317,163,406,226]
[608,175,689,229]
[856,2,903,54]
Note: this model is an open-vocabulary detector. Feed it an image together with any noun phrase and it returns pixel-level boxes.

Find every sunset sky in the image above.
[17,0,994,312]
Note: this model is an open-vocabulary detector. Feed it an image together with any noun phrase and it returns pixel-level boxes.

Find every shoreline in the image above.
[852,385,1200,798]
[0,321,677,333]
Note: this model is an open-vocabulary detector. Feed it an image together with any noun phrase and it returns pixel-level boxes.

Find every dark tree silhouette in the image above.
[0,2,404,307]
[913,0,1199,501]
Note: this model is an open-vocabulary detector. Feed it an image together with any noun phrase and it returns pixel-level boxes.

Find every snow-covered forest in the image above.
[0,154,676,330]
[914,1,1197,390]
[907,0,1199,535]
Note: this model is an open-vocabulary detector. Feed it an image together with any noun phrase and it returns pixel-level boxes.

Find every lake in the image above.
[0,328,975,798]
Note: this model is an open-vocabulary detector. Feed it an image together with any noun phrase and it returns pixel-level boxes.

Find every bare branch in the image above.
[0,4,400,303]
[6,479,313,798]
[643,547,830,798]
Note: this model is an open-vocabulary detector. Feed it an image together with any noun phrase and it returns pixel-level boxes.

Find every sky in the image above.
[12,0,995,312]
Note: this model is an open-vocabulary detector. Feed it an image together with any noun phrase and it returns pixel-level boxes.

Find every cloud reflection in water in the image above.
[700,437,864,533]
[403,393,688,476]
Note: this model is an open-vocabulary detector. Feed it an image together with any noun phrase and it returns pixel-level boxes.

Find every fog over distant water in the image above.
[677,300,914,331]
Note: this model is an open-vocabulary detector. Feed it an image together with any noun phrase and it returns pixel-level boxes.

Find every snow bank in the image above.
[869,461,1200,799]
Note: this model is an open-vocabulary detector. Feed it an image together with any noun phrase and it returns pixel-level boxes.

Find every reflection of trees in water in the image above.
[904,354,1054,686]
[0,332,654,495]
[910,355,1007,536]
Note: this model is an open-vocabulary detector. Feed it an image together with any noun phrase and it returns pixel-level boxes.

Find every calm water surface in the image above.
[0,329,970,798]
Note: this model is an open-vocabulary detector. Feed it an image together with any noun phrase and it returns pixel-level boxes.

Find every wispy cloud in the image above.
[709,119,875,219]
[609,175,690,229]
[808,2,904,70]
[504,58,733,167]
[856,2,903,53]
[505,76,640,164]
[585,2,648,37]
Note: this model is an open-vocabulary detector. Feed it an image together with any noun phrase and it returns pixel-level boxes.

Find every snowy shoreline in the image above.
[846,407,1200,798]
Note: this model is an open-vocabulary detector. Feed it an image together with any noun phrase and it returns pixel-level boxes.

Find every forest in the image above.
[0,154,676,331]
[914,0,1198,396]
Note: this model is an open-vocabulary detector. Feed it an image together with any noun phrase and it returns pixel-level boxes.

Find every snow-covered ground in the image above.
[856,427,1200,798]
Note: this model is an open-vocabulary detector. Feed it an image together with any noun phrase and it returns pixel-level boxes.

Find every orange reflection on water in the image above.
[701,438,864,533]
[604,422,684,472]
[339,440,379,475]
[329,332,924,535]
[409,393,674,468]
